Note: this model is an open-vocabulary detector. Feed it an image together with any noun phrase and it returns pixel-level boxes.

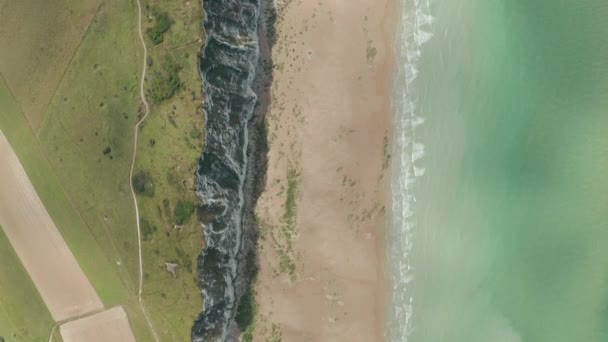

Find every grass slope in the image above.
[0,228,54,342]
[0,0,101,129]
[0,75,153,341]
[0,1,153,340]
[0,0,205,339]
[37,0,143,295]
[133,1,205,339]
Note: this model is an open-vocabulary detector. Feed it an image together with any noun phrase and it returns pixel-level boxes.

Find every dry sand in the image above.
[60,306,136,342]
[0,130,103,321]
[253,0,396,341]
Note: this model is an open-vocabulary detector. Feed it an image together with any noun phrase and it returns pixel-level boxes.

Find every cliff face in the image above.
[193,0,261,340]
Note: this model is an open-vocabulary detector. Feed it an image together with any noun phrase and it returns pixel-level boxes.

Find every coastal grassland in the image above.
[0,0,101,130]
[132,0,205,339]
[0,78,128,306]
[0,228,54,342]
[37,0,144,293]
[1,73,152,341]
[268,165,300,280]
[0,1,156,340]
[1,0,204,339]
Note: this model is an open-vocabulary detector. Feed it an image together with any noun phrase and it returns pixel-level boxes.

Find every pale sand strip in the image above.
[60,306,136,342]
[254,0,396,340]
[0,130,103,321]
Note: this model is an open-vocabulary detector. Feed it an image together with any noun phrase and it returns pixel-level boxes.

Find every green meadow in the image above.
[134,1,205,339]
[0,0,205,340]
[0,228,54,342]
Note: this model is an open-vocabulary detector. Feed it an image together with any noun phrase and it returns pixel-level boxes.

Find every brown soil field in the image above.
[0,130,103,321]
[59,306,136,342]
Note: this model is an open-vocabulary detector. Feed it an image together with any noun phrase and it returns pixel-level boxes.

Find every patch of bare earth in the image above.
[59,306,136,342]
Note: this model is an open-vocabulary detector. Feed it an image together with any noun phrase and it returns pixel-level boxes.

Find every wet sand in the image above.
[253,0,397,340]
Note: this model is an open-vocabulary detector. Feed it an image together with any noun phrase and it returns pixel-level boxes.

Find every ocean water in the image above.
[388,1,608,341]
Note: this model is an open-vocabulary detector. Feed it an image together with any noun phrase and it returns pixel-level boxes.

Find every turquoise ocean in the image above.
[388,0,608,341]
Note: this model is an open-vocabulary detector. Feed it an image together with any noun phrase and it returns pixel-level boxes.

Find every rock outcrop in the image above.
[192,0,261,340]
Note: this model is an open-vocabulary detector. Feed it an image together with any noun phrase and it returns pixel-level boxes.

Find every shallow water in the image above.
[389,1,608,341]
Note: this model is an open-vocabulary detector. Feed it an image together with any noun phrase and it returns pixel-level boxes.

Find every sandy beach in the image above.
[253,0,397,340]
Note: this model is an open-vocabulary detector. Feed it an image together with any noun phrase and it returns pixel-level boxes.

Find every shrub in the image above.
[283,167,300,228]
[242,329,253,342]
[148,59,183,104]
[167,169,181,190]
[235,288,256,331]
[140,218,157,240]
[147,11,172,45]
[175,246,193,273]
[148,69,181,104]
[162,198,171,217]
[236,249,258,338]
[132,171,155,197]
[190,126,202,139]
[174,200,195,225]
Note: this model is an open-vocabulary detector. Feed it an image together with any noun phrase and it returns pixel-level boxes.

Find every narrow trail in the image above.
[130,0,161,340]
[48,323,58,342]
[46,306,114,342]
[40,2,159,341]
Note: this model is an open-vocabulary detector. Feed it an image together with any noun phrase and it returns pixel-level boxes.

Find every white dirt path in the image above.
[129,0,160,340]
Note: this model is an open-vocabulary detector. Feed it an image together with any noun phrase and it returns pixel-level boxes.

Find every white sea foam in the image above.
[387,0,433,341]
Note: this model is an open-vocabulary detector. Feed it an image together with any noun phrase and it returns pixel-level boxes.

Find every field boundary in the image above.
[0,73,126,293]
[34,3,104,135]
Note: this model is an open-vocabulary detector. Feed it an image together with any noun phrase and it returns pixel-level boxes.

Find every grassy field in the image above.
[36,0,144,296]
[0,0,205,340]
[0,75,153,341]
[134,1,206,339]
[0,0,153,340]
[0,0,101,130]
[0,228,54,342]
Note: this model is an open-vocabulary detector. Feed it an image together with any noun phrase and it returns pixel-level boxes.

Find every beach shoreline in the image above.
[251,0,400,340]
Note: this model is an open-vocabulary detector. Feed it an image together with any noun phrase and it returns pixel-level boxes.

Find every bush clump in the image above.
[140,218,157,240]
[190,126,202,139]
[235,288,255,331]
[162,198,171,217]
[148,60,182,104]
[167,169,180,190]
[235,250,258,338]
[283,167,300,228]
[174,200,196,225]
[132,170,155,197]
[175,246,193,272]
[147,11,172,45]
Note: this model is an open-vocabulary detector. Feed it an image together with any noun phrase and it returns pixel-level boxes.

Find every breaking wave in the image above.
[387,0,433,341]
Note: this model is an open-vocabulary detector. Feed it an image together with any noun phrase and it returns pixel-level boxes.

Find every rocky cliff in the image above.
[192,0,262,340]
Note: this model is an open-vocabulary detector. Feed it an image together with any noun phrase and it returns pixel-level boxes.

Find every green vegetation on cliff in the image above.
[133,0,205,339]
